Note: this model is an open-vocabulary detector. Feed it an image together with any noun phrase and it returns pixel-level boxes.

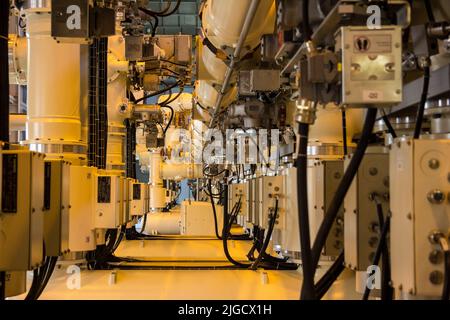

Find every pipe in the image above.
[143,212,181,235]
[0,2,9,144]
[208,0,261,128]
[25,8,86,161]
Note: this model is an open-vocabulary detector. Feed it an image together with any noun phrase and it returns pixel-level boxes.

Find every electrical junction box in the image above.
[336,26,403,106]
[180,201,223,237]
[308,159,345,258]
[344,146,390,271]
[229,183,247,227]
[250,69,281,92]
[0,150,45,271]
[390,138,450,298]
[94,172,124,229]
[155,35,193,64]
[125,35,155,61]
[130,182,147,217]
[68,165,97,252]
[258,176,285,231]
[43,160,71,257]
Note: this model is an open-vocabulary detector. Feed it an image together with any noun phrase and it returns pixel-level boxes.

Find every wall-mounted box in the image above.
[43,160,70,257]
[68,166,97,252]
[94,173,123,229]
[0,150,45,271]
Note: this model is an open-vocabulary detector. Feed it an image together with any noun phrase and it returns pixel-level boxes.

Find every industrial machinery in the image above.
[0,0,449,302]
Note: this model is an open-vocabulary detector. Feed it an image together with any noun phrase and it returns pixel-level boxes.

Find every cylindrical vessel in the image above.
[25,8,86,162]
[202,0,276,51]
[194,80,237,108]
[144,212,181,235]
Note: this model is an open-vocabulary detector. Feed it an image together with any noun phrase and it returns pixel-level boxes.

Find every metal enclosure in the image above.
[336,26,403,106]
[344,147,390,271]
[44,160,70,257]
[0,150,45,271]
[309,160,345,257]
[259,176,285,230]
[180,201,223,236]
[68,166,97,252]
[390,138,450,298]
[94,173,124,229]
[130,182,146,217]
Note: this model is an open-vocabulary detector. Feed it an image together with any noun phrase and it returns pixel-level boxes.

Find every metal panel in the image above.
[94,173,123,228]
[68,166,97,252]
[180,201,223,236]
[345,148,390,271]
[44,160,70,257]
[390,138,415,295]
[0,150,44,271]
[338,26,403,106]
[413,139,450,297]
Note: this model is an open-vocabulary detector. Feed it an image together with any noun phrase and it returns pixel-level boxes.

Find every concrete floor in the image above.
[11,239,362,300]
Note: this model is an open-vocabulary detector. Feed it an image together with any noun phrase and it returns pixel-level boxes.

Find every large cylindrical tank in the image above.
[202,0,276,52]
[25,8,86,162]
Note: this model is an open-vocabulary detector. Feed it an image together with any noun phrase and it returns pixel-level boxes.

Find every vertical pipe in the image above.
[0,2,9,145]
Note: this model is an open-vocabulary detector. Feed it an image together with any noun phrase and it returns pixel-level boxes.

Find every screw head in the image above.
[369,167,378,176]
[429,270,444,285]
[428,158,440,170]
[429,250,444,265]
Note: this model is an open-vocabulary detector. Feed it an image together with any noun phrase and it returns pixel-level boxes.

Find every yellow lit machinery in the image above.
[1,0,450,302]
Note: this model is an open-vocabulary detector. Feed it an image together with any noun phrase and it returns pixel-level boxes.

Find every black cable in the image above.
[413,65,430,139]
[0,271,5,300]
[302,0,312,41]
[315,252,345,300]
[443,250,450,300]
[139,0,180,17]
[310,108,378,276]
[34,257,58,299]
[381,109,398,139]
[374,200,393,300]
[297,123,316,300]
[342,110,348,155]
[251,199,279,270]
[139,214,148,234]
[222,200,252,268]
[161,105,174,135]
[208,179,223,240]
[424,0,436,23]
[147,67,181,76]
[134,81,181,104]
[362,215,391,300]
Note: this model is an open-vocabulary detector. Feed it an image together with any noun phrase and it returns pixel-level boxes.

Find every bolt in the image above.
[429,271,444,285]
[427,189,446,204]
[429,250,444,265]
[428,158,440,170]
